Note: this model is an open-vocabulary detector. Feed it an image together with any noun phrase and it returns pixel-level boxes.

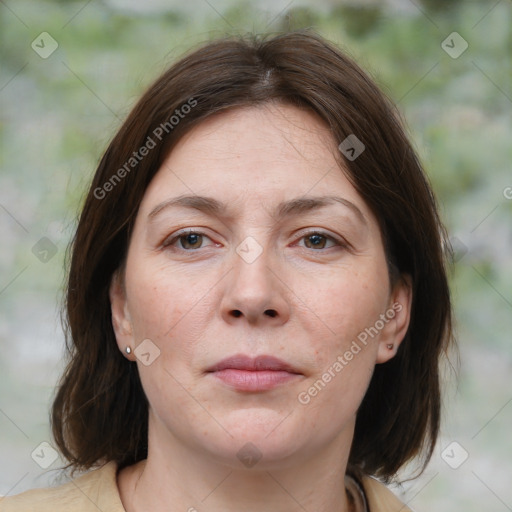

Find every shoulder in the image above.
[360,475,413,512]
[0,461,125,512]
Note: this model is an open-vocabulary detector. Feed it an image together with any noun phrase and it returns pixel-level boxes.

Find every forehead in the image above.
[181,103,337,160]
[138,103,368,219]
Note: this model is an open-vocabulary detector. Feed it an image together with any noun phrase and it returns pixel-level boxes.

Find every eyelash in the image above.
[162,229,217,251]
[162,229,346,252]
[294,231,344,251]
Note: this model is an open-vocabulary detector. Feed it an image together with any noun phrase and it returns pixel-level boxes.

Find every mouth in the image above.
[206,354,303,392]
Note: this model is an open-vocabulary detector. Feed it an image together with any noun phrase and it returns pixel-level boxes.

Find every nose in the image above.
[220,246,291,326]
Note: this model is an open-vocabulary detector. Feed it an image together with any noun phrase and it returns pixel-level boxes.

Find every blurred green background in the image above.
[1,0,511,510]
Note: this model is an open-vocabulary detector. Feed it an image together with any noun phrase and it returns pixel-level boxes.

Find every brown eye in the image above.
[163,230,215,251]
[178,233,203,249]
[304,233,328,249]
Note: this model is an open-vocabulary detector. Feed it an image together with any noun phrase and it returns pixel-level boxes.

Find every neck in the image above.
[118,415,355,512]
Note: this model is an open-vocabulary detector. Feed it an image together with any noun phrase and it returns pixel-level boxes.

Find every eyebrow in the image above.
[147,194,367,225]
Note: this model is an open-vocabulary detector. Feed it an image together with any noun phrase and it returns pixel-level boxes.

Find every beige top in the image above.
[0,461,412,511]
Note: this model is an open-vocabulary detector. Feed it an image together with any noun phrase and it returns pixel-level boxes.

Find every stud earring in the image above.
[125,346,132,354]
[386,344,394,350]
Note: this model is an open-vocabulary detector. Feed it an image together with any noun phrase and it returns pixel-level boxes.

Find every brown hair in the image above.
[52,30,453,481]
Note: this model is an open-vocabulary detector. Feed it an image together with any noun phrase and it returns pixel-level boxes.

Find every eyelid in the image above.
[161,228,350,252]
[162,228,217,250]
[292,229,349,250]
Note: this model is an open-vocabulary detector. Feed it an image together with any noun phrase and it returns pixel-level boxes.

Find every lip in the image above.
[206,354,302,391]
[207,354,300,373]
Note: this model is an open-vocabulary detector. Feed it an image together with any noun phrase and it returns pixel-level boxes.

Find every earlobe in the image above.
[109,271,135,359]
[376,274,412,364]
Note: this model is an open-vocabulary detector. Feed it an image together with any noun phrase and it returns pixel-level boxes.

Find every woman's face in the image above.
[110,103,411,469]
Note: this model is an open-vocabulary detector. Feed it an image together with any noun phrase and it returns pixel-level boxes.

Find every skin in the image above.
[110,102,412,512]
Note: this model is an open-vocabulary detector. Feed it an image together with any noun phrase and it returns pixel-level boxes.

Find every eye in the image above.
[296,231,342,250]
[163,230,215,251]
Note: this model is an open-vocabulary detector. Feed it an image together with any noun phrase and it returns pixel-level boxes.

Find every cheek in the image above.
[124,263,210,409]
[126,260,204,337]
[297,276,383,425]
[125,258,223,378]
[300,266,389,358]
[298,266,389,420]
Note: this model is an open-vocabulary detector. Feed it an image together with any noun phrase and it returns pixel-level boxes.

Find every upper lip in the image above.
[206,354,302,374]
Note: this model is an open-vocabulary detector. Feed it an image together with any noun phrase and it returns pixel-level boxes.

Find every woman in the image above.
[0,30,453,511]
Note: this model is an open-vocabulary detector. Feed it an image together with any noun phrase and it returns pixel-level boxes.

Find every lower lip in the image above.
[210,369,301,391]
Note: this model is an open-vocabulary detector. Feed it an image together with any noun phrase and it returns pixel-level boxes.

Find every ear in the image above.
[376,274,412,364]
[109,269,135,361]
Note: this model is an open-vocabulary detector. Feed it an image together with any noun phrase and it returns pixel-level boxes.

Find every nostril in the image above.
[229,310,277,318]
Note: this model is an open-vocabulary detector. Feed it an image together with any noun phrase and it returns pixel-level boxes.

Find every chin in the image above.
[198,411,312,469]
[206,436,306,471]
